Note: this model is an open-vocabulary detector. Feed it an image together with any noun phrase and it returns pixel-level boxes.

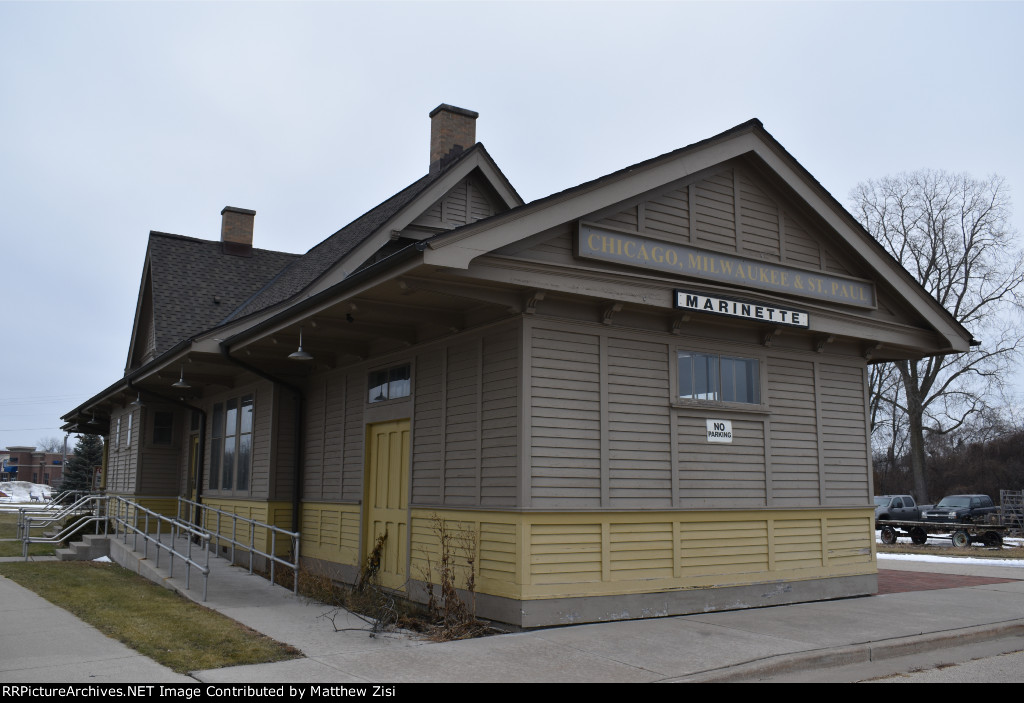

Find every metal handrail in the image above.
[109,496,212,601]
[16,492,103,539]
[177,497,299,594]
[21,512,109,558]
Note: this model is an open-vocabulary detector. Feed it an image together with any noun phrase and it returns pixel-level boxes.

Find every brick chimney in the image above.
[429,104,478,173]
[220,206,255,255]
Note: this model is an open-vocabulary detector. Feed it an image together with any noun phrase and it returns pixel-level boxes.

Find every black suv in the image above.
[921,495,997,524]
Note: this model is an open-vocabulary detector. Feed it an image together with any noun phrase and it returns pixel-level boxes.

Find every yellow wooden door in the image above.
[364,420,410,591]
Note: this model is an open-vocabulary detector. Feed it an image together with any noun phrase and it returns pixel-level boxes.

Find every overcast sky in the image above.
[2,1,1023,451]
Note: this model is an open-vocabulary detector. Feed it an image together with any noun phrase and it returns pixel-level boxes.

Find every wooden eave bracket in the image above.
[863,341,883,360]
[602,302,623,325]
[815,334,836,353]
[762,327,783,347]
[525,290,546,315]
[671,313,691,335]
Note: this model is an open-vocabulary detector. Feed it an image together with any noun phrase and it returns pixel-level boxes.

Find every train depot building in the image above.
[62,106,971,627]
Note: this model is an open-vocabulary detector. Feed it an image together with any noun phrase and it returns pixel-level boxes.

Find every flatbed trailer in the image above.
[876,519,1008,548]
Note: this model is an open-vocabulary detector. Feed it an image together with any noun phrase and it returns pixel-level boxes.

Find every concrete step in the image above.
[56,534,110,561]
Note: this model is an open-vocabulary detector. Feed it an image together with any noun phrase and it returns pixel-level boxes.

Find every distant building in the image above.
[3,445,73,486]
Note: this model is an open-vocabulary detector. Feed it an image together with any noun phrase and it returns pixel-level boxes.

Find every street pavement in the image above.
[2,548,1024,683]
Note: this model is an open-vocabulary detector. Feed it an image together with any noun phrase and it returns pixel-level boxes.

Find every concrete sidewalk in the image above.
[3,548,1024,683]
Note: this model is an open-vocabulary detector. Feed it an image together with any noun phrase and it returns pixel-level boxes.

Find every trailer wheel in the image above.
[982,531,1003,548]
[909,527,928,545]
[880,526,897,544]
[951,530,971,548]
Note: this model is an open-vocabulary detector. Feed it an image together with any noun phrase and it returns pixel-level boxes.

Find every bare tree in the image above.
[36,436,65,453]
[852,171,1024,502]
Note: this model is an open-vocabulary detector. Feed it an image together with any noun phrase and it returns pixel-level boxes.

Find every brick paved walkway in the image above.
[877,568,1017,595]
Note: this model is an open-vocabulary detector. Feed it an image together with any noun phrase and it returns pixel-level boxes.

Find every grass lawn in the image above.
[0,561,301,673]
[0,510,56,557]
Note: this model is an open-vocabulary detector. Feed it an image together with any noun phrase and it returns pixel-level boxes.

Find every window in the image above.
[125,412,133,447]
[210,394,253,492]
[153,411,174,445]
[678,351,760,404]
[368,364,411,403]
[114,417,121,450]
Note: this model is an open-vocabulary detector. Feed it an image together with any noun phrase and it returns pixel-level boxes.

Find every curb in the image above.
[667,620,1024,682]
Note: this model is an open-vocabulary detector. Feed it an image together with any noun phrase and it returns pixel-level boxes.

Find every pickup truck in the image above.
[874,495,921,525]
[921,494,998,524]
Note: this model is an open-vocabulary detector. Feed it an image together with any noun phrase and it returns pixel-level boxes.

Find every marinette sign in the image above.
[675,290,810,328]
[576,224,876,309]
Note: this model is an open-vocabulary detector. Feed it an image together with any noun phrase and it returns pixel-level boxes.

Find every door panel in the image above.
[364,420,410,591]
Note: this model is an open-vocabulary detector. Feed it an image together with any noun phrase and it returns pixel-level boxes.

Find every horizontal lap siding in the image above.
[645,187,689,239]
[782,216,821,269]
[768,356,820,504]
[303,380,326,499]
[530,327,601,507]
[481,330,519,506]
[444,341,479,505]
[342,373,365,501]
[695,171,736,249]
[820,363,869,503]
[679,520,769,576]
[739,174,780,260]
[412,349,443,504]
[608,337,671,507]
[300,502,360,565]
[598,205,638,231]
[677,415,766,508]
[530,522,603,584]
[407,508,873,606]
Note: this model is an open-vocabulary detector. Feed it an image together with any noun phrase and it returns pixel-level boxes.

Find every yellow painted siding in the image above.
[405,508,873,602]
[300,502,361,566]
[200,498,293,556]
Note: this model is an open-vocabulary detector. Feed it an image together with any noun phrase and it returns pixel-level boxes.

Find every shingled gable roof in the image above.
[420,118,975,354]
[125,231,300,367]
[225,142,521,324]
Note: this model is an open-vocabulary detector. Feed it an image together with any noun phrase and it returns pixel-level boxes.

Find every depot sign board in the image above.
[576,224,876,309]
[674,290,810,328]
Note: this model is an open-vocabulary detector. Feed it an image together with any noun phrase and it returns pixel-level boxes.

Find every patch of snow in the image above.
[92,556,112,563]
[877,553,1024,568]
[0,481,53,504]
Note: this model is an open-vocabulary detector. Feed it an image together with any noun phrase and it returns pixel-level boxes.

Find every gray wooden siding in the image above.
[408,174,501,231]
[677,414,766,508]
[766,356,821,505]
[607,337,672,507]
[529,326,602,508]
[412,349,444,504]
[341,372,365,502]
[105,406,138,494]
[503,163,870,293]
[303,371,357,502]
[645,186,690,239]
[820,362,869,502]
[781,214,823,269]
[739,172,780,260]
[137,406,183,496]
[526,320,869,510]
[481,329,519,506]
[444,339,481,505]
[694,170,737,250]
[409,322,521,508]
[274,388,296,501]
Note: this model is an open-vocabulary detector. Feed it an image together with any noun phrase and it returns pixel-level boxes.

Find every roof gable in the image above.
[227,143,522,322]
[424,120,973,354]
[123,232,299,370]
